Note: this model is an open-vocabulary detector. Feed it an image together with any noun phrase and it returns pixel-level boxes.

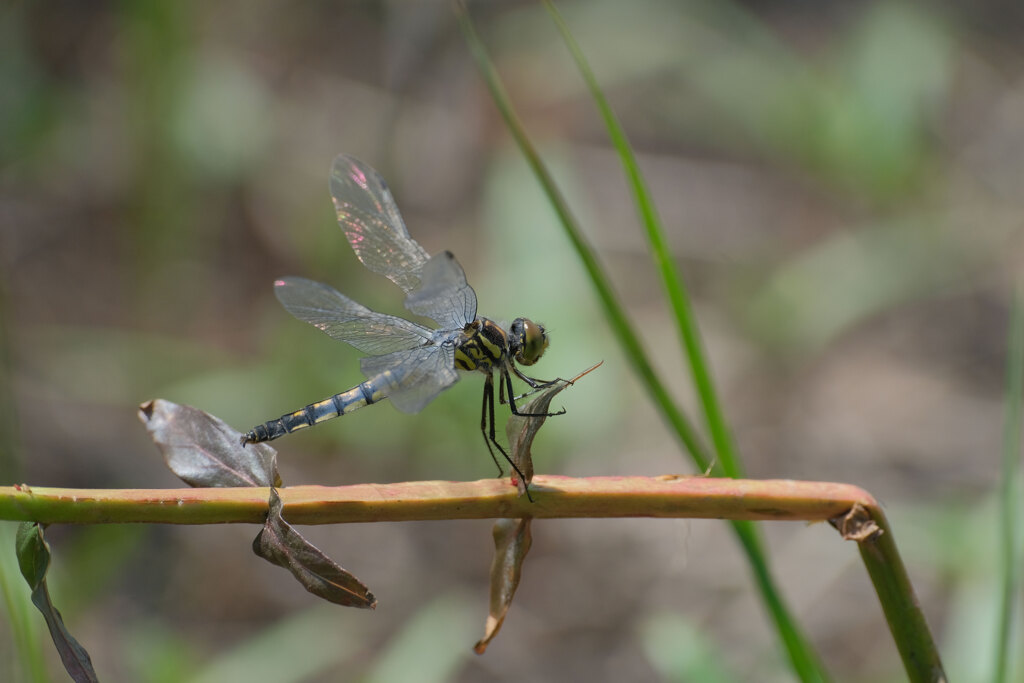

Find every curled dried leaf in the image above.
[139,399,281,488]
[474,517,532,654]
[505,362,602,496]
[253,488,376,609]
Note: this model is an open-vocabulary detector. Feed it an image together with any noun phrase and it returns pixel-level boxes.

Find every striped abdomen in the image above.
[242,377,388,444]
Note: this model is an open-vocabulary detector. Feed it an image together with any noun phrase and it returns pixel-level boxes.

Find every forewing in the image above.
[274,277,433,355]
[330,155,429,295]
[403,251,478,329]
[360,342,459,414]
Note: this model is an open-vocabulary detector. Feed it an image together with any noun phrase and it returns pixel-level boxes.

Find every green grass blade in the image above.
[455,2,712,473]
[542,0,742,479]
[541,4,829,680]
[458,4,828,681]
[995,290,1023,683]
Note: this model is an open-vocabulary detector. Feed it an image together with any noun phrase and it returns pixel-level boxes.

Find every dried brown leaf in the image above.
[474,517,532,654]
[139,399,281,488]
[830,502,883,542]
[253,488,376,609]
[505,362,602,495]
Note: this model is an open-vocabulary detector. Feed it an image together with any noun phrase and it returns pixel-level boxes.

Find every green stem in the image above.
[543,0,742,479]
[458,5,825,680]
[854,509,948,682]
[995,291,1023,683]
[0,477,872,525]
[0,475,948,680]
[456,2,712,474]
[2,474,946,680]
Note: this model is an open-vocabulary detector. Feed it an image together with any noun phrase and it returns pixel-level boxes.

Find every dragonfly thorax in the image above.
[454,318,510,373]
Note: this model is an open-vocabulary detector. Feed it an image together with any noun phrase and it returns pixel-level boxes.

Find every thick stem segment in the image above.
[1,476,871,525]
[0,475,943,680]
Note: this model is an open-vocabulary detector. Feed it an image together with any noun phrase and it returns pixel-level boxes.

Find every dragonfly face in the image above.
[243,155,561,490]
[509,318,548,367]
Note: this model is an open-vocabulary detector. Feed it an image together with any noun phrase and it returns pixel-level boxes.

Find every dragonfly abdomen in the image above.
[242,378,388,444]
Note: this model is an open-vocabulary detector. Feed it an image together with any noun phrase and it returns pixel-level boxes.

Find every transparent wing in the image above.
[330,154,430,296]
[360,342,459,414]
[403,251,477,330]
[274,277,434,355]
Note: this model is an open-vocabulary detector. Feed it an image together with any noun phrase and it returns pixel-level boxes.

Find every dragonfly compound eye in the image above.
[511,318,548,366]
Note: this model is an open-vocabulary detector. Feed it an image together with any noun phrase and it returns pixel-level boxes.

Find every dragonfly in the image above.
[243,154,561,485]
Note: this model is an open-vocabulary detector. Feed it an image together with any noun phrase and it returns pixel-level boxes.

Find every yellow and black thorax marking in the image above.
[454,318,509,373]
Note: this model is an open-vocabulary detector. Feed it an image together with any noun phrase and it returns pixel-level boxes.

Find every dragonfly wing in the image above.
[403,251,478,329]
[274,277,434,355]
[360,342,459,414]
[331,154,430,295]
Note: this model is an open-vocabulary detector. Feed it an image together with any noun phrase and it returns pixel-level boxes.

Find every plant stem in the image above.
[1,475,945,679]
[995,291,1024,683]
[1,476,868,525]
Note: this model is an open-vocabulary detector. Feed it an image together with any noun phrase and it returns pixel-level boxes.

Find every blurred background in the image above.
[1,1,1022,681]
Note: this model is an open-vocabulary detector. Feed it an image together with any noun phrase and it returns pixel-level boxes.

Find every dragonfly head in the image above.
[510,318,548,366]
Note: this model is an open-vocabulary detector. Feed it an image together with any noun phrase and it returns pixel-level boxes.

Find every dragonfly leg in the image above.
[482,373,534,502]
[504,370,566,418]
[511,365,563,390]
[480,375,504,476]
